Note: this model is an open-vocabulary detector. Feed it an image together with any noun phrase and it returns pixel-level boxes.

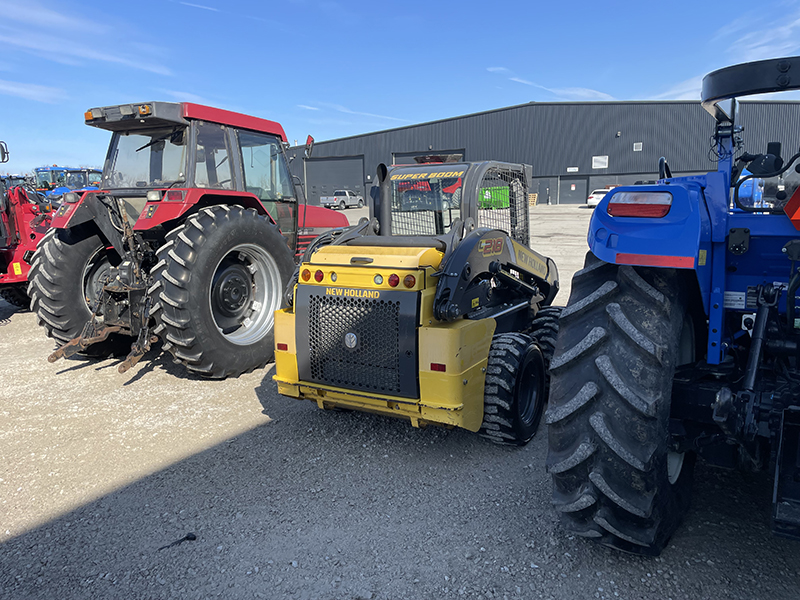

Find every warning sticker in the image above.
[12,262,22,275]
[724,291,746,309]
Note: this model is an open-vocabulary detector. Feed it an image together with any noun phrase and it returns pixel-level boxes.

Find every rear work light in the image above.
[607,191,673,218]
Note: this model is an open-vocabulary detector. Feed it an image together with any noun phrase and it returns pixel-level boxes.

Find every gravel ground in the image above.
[1,205,798,599]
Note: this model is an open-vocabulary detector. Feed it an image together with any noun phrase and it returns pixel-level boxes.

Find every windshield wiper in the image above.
[135,132,172,153]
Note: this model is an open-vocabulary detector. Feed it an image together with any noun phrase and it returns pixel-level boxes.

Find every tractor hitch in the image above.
[48,320,123,362]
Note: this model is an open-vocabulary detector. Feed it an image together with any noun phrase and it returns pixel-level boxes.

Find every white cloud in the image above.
[180,1,219,10]
[651,75,704,101]
[297,104,320,111]
[487,67,509,73]
[510,77,534,86]
[158,89,214,105]
[319,102,409,123]
[0,0,103,33]
[549,87,615,101]
[0,78,63,103]
[0,2,171,76]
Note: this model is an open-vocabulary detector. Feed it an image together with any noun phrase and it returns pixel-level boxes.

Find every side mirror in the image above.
[304,135,314,159]
[0,141,8,163]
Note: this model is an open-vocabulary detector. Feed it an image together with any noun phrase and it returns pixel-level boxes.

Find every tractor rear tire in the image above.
[150,205,294,379]
[27,226,129,358]
[0,285,29,309]
[480,333,546,445]
[546,252,695,556]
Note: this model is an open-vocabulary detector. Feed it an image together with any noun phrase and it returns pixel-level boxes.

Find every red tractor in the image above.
[28,103,348,377]
[0,185,53,308]
[1,141,52,308]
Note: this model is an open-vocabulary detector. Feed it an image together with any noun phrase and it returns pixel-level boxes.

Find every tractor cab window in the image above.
[389,167,464,236]
[106,127,187,189]
[87,170,102,186]
[194,121,233,189]
[35,171,52,188]
[238,130,296,239]
[66,171,87,189]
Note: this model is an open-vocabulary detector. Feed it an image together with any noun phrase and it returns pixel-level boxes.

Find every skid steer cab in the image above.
[29,102,347,378]
[274,160,560,445]
[548,55,800,556]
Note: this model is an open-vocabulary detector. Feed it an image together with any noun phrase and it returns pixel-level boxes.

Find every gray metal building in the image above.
[287,100,800,205]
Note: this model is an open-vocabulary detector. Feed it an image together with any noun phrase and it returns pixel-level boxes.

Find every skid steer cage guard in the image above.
[475,166,530,247]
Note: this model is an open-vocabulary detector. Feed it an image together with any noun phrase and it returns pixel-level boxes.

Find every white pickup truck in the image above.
[320,189,363,210]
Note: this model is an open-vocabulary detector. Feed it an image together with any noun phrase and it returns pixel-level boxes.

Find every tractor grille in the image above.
[296,286,419,398]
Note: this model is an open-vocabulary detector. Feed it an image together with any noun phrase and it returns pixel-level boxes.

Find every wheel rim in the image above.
[81,246,111,310]
[668,312,695,485]
[516,345,545,427]
[208,243,281,346]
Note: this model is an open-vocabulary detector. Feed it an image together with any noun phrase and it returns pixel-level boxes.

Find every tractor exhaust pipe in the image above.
[377,163,391,236]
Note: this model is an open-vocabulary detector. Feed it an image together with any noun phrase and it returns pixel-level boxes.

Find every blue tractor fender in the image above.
[587,171,730,320]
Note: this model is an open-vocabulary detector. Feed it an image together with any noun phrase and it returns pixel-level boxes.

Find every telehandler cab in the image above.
[274,160,560,444]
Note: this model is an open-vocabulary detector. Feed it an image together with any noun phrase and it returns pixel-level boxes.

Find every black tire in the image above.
[357,199,364,208]
[338,200,346,210]
[529,306,562,369]
[0,285,29,309]
[27,226,129,357]
[150,205,294,379]
[480,333,547,445]
[546,252,695,556]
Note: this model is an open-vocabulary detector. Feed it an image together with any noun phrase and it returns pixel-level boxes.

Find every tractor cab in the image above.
[64,102,302,249]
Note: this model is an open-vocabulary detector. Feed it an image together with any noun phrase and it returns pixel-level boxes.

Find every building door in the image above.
[559,177,588,204]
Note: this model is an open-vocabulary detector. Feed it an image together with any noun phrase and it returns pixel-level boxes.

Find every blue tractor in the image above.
[547,56,800,555]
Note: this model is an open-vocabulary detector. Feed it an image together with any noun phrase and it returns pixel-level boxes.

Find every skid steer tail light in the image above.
[388,274,400,287]
[607,191,673,218]
[403,274,416,288]
[314,270,324,282]
[277,343,288,351]
[431,363,446,372]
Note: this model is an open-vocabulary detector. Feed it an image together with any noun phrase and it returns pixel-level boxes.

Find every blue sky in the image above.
[1,0,800,173]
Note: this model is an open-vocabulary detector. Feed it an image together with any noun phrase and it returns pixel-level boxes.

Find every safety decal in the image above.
[12,262,22,275]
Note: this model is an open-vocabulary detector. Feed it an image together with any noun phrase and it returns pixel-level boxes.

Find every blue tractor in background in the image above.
[547,56,800,555]
[34,166,101,197]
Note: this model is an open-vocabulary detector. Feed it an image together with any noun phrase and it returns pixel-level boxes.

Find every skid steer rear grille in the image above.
[296,286,419,398]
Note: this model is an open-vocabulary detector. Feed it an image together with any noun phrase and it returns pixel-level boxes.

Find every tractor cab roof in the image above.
[83,101,287,141]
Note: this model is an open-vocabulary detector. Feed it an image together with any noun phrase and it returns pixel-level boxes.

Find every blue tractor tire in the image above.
[546,252,696,556]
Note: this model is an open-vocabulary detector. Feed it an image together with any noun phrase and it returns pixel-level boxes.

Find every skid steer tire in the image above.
[0,285,30,309]
[27,226,128,357]
[529,306,562,369]
[546,252,695,556]
[150,205,294,379]
[480,333,546,446]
